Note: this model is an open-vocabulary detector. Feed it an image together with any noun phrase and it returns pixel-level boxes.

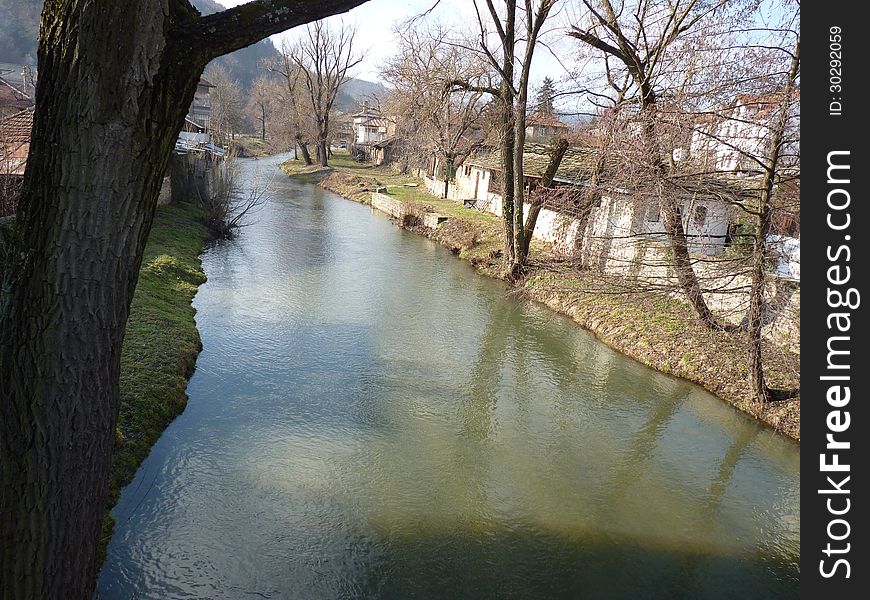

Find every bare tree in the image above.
[744,35,799,401]
[382,26,492,198]
[246,74,274,141]
[207,64,244,146]
[267,42,316,165]
[0,1,370,597]
[198,155,272,237]
[451,0,560,277]
[292,21,364,167]
[568,0,733,329]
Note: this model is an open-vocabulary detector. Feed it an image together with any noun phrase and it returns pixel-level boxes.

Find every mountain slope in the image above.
[0,0,279,93]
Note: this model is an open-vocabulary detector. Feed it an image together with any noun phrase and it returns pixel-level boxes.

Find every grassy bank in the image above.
[101,201,211,557]
[279,154,800,440]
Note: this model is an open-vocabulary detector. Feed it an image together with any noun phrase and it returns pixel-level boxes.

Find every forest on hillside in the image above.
[0,0,279,93]
[0,0,384,107]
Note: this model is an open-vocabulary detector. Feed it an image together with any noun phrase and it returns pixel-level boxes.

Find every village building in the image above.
[427,141,738,274]
[524,112,571,142]
[0,107,33,216]
[187,77,215,133]
[352,102,388,144]
[0,106,33,177]
[0,77,33,118]
[690,92,800,175]
[350,102,394,163]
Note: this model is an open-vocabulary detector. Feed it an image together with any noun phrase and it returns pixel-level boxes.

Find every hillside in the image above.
[335,78,388,112]
[0,0,279,92]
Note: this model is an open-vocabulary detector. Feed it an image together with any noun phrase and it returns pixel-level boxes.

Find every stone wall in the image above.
[410,179,800,353]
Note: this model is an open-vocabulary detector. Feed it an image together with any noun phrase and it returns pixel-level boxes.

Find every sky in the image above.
[214,0,577,90]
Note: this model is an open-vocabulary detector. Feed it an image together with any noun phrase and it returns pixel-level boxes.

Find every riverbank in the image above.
[101,202,211,558]
[279,156,800,441]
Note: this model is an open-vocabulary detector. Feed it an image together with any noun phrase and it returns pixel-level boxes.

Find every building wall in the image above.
[354,119,386,144]
[430,163,797,350]
[639,198,730,255]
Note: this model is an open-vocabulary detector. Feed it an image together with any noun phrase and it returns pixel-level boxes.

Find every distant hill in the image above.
[0,0,279,93]
[335,78,388,112]
[0,0,40,64]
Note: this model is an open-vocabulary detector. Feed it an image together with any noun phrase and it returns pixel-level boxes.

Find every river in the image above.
[98,154,799,598]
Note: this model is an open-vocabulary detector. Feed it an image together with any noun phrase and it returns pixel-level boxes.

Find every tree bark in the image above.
[0,1,368,598]
[295,132,313,165]
[513,90,528,267]
[498,3,517,278]
[499,83,517,275]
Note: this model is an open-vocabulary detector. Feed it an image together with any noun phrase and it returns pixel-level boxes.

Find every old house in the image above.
[0,77,33,118]
[690,92,799,174]
[350,102,394,163]
[525,112,571,142]
[0,107,33,177]
[442,142,736,273]
[352,102,388,145]
[187,77,215,132]
[0,107,33,215]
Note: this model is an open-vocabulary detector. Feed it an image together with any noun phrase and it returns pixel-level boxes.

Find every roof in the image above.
[526,112,570,129]
[468,140,756,207]
[373,137,397,149]
[468,142,601,183]
[0,64,37,92]
[357,116,389,129]
[0,107,34,143]
[198,77,215,88]
[352,105,383,118]
[0,77,31,101]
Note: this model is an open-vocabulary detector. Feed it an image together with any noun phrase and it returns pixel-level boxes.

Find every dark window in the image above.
[489,171,503,195]
[693,205,708,227]
[646,202,660,222]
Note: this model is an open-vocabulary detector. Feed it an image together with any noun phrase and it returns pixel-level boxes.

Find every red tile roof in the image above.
[0,107,34,143]
[526,112,570,129]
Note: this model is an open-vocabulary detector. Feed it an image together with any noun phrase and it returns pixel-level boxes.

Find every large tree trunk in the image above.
[0,4,204,598]
[512,93,527,269]
[498,3,517,279]
[0,1,369,597]
[499,86,517,274]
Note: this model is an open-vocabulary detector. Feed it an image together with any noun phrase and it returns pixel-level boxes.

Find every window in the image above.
[646,202,660,222]
[693,205,708,227]
[489,171,503,195]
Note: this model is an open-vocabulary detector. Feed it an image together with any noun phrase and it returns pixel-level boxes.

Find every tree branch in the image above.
[193,0,370,61]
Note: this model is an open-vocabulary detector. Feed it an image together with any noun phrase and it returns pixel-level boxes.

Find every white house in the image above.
[352,103,389,145]
[442,142,738,273]
[690,92,799,174]
[187,77,215,132]
[524,112,571,142]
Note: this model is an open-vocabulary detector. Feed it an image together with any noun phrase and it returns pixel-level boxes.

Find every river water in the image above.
[98,154,799,598]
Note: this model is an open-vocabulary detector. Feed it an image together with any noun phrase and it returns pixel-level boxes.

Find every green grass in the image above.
[100,201,210,561]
